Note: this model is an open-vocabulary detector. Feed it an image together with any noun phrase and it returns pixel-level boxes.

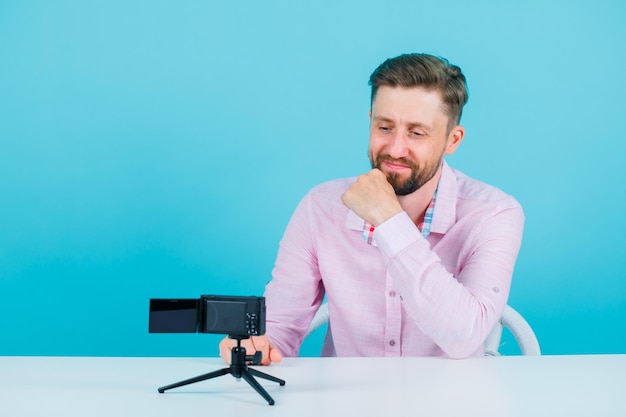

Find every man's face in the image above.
[368,86,461,195]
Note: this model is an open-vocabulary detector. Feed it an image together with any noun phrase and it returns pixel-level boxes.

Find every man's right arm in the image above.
[218,188,327,363]
[262,188,328,357]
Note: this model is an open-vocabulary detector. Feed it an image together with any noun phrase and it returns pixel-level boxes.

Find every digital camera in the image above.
[149,295,265,337]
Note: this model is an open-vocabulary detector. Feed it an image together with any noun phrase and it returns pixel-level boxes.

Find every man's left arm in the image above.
[375,207,524,359]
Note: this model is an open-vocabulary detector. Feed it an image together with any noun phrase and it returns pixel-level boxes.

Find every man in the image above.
[219,53,524,363]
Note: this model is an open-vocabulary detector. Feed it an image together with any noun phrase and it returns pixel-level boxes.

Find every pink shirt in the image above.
[265,162,524,359]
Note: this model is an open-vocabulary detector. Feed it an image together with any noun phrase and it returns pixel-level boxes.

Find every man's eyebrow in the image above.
[373,115,432,131]
[407,121,432,131]
[372,116,394,123]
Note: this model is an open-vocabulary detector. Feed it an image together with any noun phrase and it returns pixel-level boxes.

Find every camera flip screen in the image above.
[149,299,199,333]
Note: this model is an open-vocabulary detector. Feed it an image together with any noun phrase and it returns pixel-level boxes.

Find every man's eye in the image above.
[379,126,391,131]
[410,130,424,137]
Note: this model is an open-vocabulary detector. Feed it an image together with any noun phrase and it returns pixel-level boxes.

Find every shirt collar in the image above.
[430,160,457,234]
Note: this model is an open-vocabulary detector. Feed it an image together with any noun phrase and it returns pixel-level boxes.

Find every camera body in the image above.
[149,295,265,337]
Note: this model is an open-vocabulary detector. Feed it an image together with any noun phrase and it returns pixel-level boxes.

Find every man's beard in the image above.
[370,153,442,196]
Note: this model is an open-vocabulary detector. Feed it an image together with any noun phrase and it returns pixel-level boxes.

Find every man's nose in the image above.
[387,132,410,158]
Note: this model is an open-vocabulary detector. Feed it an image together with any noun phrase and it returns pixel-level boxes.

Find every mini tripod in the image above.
[157,336,286,405]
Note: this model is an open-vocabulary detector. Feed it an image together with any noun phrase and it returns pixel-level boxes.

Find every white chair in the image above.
[306,303,541,356]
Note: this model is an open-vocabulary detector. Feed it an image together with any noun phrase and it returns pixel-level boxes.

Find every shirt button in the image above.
[389,291,396,297]
[389,340,396,347]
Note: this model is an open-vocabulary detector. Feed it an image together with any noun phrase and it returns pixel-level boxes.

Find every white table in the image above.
[1,355,624,416]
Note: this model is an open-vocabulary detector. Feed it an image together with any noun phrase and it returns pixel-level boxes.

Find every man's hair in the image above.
[368,53,469,129]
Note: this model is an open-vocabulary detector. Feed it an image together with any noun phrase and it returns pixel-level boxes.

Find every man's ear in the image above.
[445,125,464,155]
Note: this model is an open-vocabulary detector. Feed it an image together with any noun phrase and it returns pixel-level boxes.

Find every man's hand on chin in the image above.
[341,168,403,226]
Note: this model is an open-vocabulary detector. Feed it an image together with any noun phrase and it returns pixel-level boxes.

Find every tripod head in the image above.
[228,335,262,366]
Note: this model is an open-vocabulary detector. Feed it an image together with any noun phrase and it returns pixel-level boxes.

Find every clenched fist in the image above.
[341,169,403,226]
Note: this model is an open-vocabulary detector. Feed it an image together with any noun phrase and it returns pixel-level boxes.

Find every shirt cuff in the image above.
[374,211,425,259]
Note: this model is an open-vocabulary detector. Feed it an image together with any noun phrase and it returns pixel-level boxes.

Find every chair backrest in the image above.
[306,302,330,336]
[484,304,541,356]
[306,303,541,356]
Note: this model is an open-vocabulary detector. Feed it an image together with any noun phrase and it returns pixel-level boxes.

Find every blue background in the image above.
[1,0,625,357]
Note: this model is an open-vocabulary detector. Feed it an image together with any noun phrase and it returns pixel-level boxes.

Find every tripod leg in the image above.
[158,368,230,393]
[240,369,276,405]
[248,368,286,386]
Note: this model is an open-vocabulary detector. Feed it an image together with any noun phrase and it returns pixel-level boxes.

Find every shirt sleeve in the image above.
[263,192,325,357]
[373,206,525,359]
